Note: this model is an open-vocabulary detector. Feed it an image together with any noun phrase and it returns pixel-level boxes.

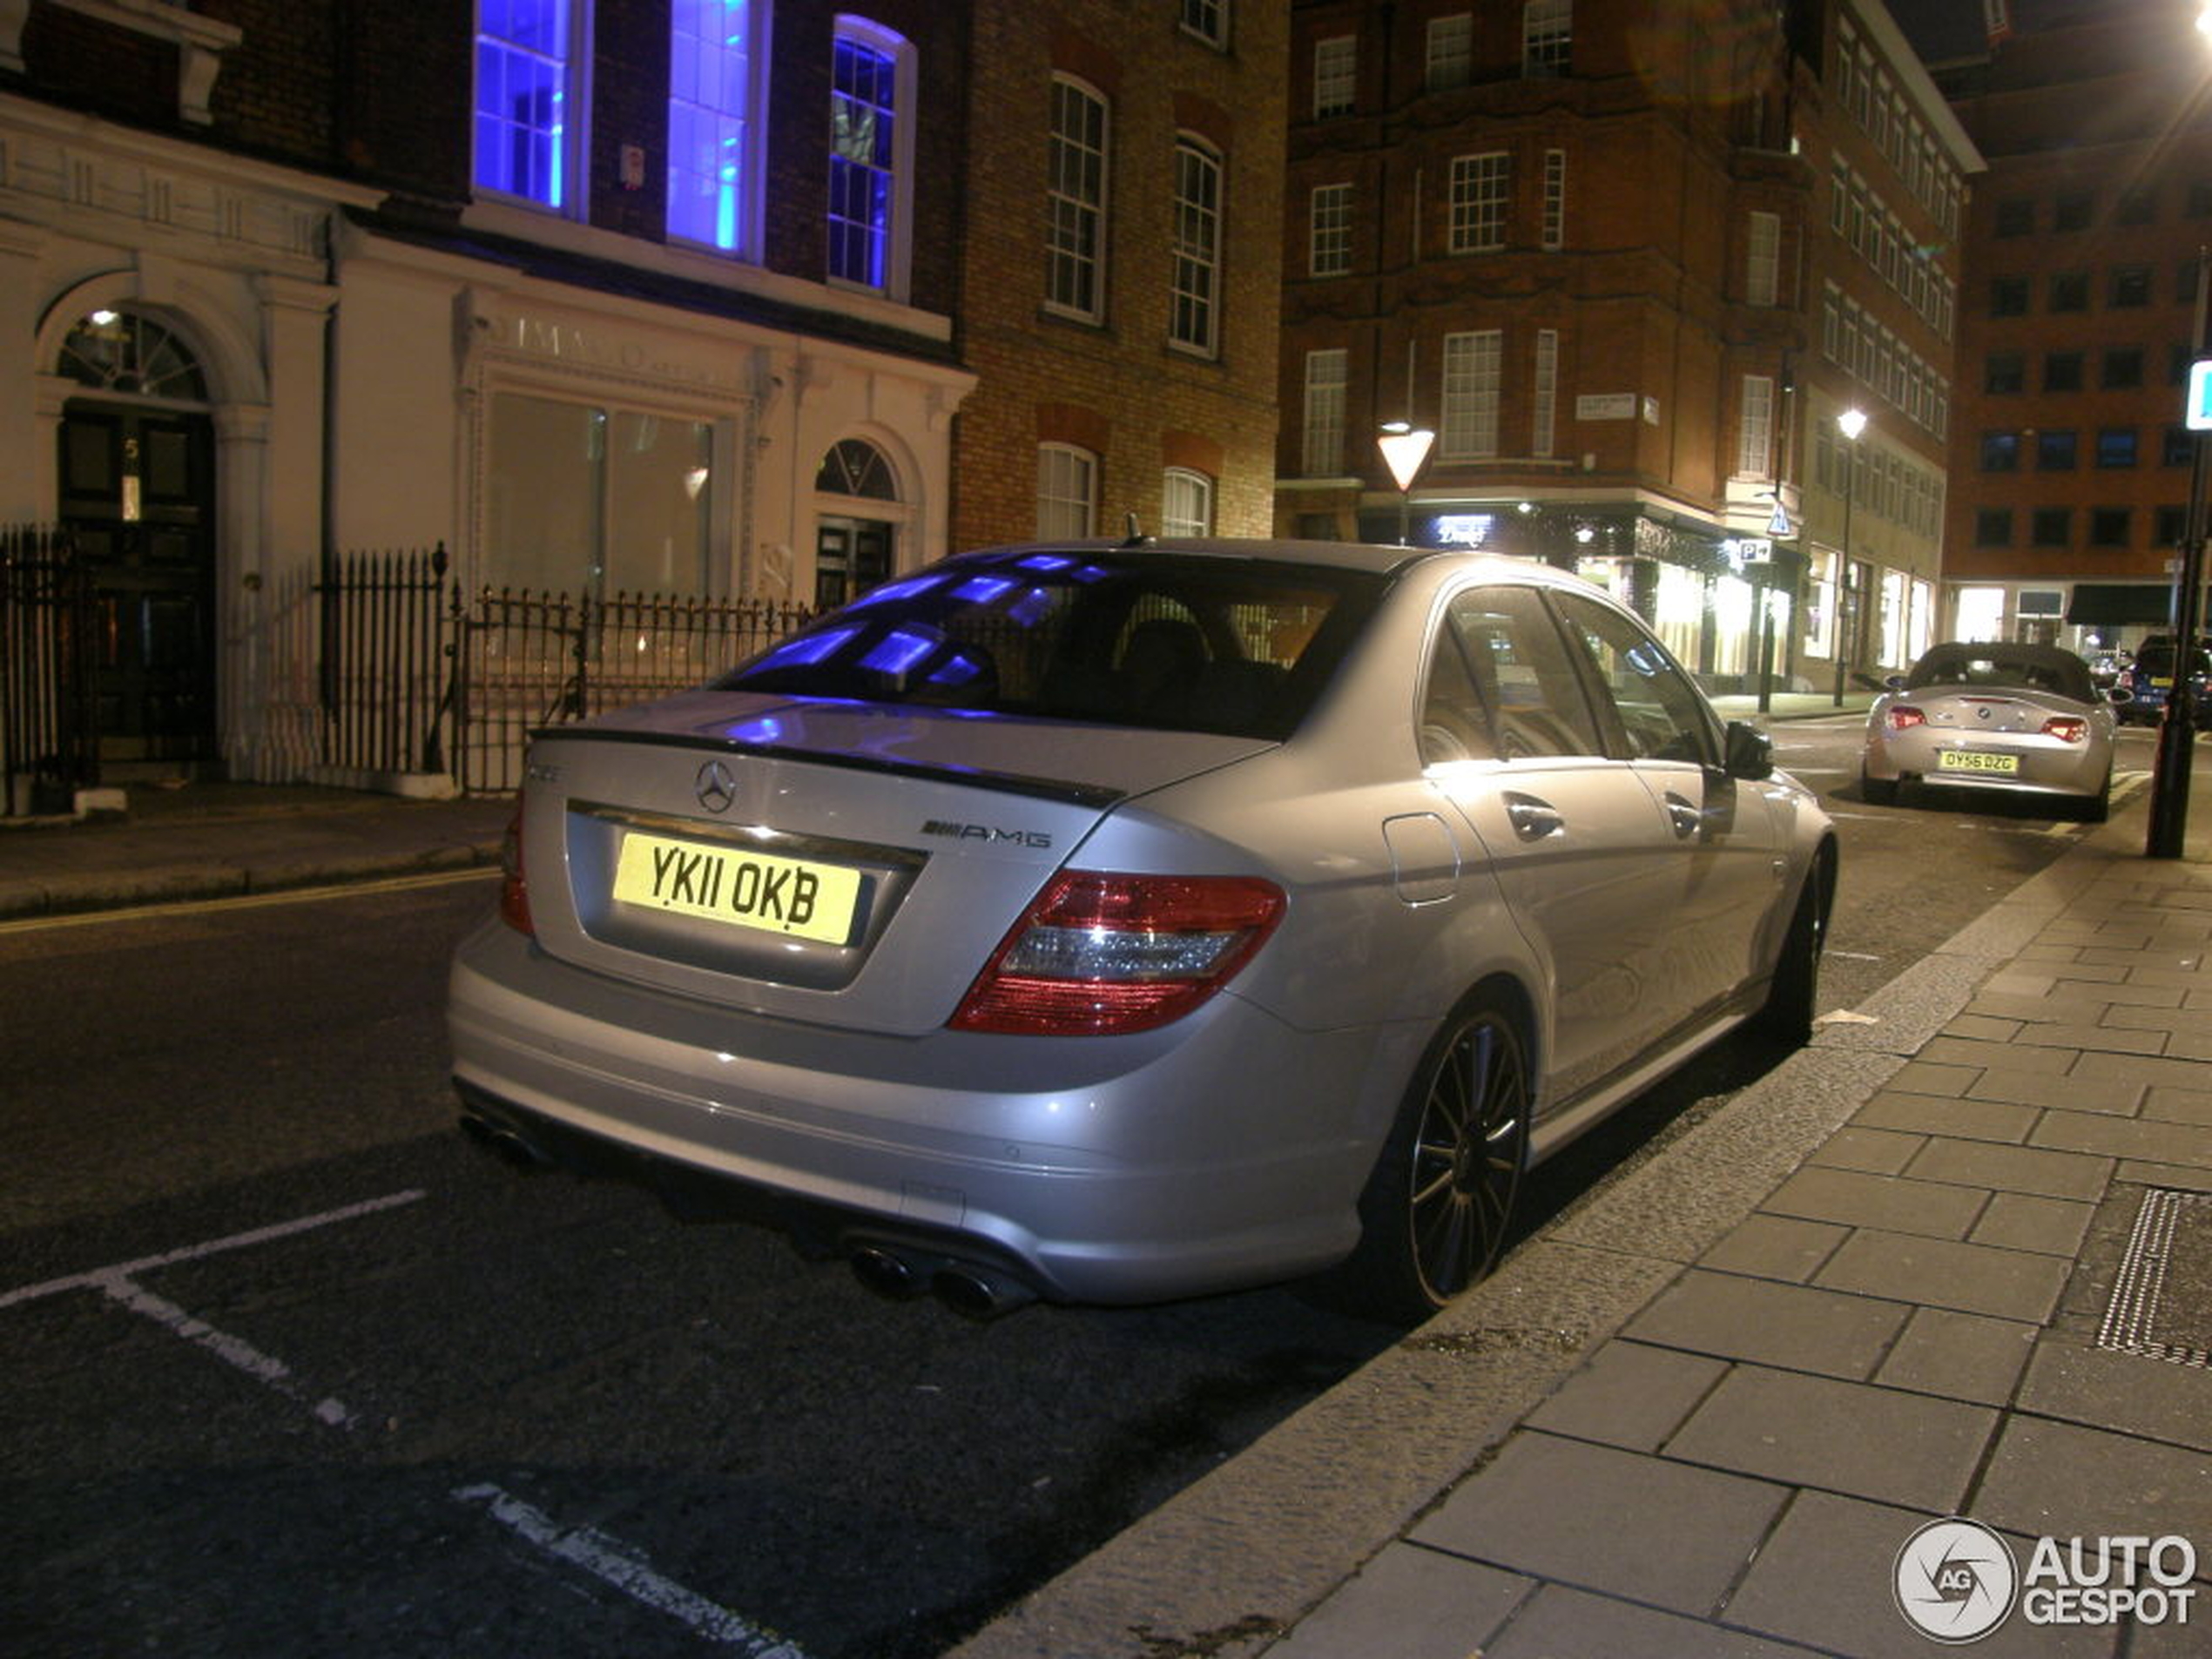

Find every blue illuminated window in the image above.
[475,0,577,209]
[669,1,758,253]
[828,20,910,293]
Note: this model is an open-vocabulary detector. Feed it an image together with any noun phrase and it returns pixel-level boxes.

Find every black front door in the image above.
[815,516,893,610]
[58,405,218,766]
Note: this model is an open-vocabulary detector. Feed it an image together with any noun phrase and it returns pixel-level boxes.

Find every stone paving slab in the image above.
[1258,1544,1529,1659]
[1969,1191,2097,1257]
[1484,1585,1821,1659]
[1902,1137,2114,1202]
[1696,1214,1850,1283]
[1408,1433,1791,1615]
[1521,1340,1727,1453]
[2013,1338,2212,1456]
[1761,1164,1989,1238]
[1621,1271,1909,1379]
[1662,1366,1997,1513]
[1852,1090,2039,1143]
[1812,1230,2072,1323]
[1973,1416,2212,1554]
[1871,1307,2039,1406]
[1723,1492,2120,1659]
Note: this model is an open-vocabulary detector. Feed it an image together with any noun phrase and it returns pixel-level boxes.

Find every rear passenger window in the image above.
[1420,585,1603,763]
[1549,591,1716,765]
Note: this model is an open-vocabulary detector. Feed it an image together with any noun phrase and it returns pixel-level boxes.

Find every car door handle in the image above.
[1504,792,1564,841]
[1662,792,1702,840]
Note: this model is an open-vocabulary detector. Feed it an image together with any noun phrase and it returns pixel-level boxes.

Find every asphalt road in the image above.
[0,718,2150,1658]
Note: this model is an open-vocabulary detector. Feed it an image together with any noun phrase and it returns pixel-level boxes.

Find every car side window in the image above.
[1420,585,1604,763]
[1549,591,1717,766]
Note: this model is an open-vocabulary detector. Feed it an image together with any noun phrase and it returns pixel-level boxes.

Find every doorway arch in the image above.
[812,437,907,610]
[53,307,219,769]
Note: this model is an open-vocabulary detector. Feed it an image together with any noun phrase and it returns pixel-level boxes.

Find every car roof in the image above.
[1913,641,2084,669]
[955,536,1584,585]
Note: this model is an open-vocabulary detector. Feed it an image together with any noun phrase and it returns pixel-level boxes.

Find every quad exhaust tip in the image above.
[848,1244,1036,1319]
[458,1110,553,1172]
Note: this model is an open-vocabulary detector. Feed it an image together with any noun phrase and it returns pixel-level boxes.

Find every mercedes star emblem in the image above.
[695,759,738,813]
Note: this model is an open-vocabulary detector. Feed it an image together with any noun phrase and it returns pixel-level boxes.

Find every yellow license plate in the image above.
[612,832,861,943]
[1936,750,2020,775]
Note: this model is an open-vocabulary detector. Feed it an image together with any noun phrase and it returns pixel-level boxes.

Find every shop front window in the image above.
[486,391,714,595]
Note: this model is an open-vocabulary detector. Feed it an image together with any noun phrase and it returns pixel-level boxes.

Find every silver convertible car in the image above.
[1861,641,2122,821]
[449,539,1836,1321]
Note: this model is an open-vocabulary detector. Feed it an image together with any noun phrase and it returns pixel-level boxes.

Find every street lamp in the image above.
[1378,422,1435,547]
[2149,243,2212,856]
[1833,408,1867,707]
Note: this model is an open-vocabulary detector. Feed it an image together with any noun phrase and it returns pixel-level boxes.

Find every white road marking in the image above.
[0,867,496,936]
[6,1188,802,1649]
[0,1189,428,1308]
[453,1484,808,1656]
[95,1272,360,1428]
[1826,950,1883,961]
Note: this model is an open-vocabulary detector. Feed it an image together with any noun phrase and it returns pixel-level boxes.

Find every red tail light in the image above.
[498,798,534,935]
[949,871,1286,1035]
[2040,716,2089,744]
[1885,705,1927,731]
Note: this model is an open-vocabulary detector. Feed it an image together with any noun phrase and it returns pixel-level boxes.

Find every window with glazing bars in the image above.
[668,0,754,253]
[1450,152,1509,253]
[1170,139,1222,354]
[1310,183,1352,276]
[1302,349,1347,475]
[1440,330,1502,460]
[828,28,897,287]
[1047,78,1108,318]
[475,0,574,208]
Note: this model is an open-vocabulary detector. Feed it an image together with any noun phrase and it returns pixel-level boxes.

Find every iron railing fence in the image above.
[0,526,96,815]
[316,543,453,777]
[444,583,815,795]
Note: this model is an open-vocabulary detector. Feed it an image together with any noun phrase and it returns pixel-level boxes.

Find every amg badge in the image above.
[921,819,1053,850]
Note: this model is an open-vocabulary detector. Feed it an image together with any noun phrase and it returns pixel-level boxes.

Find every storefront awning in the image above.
[2066,583,2174,625]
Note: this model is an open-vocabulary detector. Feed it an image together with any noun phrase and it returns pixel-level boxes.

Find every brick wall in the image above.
[951,0,1289,550]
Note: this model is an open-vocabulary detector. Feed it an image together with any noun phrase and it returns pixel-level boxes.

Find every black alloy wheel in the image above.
[1406,1006,1528,1308]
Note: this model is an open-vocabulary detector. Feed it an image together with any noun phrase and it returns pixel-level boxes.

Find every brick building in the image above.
[951,3,1288,550]
[1276,0,1974,692]
[1919,0,2212,651]
[1,1,1285,797]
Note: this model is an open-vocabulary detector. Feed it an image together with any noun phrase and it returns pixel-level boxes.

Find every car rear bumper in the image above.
[447,920,1389,1303]
[1863,731,2110,797]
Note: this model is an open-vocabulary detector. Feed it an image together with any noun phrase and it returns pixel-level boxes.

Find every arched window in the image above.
[1037,443,1096,538]
[57,310,208,401]
[816,438,899,499]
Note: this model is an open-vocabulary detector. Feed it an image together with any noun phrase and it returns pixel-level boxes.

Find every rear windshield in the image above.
[1905,648,2092,702]
[714,549,1384,739]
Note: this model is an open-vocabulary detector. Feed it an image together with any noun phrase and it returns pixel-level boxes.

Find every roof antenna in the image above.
[1120,512,1153,548]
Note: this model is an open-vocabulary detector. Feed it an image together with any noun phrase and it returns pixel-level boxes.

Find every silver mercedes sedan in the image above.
[448,539,1836,1321]
[1861,641,2122,820]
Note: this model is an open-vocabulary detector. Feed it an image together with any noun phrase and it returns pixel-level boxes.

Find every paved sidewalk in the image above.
[0,779,512,919]
[953,786,2212,1659]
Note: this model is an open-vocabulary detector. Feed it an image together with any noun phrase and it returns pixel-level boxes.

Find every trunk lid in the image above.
[516,690,1274,1035]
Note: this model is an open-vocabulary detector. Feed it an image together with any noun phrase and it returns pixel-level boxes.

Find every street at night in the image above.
[2,717,2167,1657]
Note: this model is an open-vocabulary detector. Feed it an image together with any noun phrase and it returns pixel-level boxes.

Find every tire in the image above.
[1751,864,1826,1049]
[1328,996,1531,1324]
[2079,775,2111,824]
[1859,768,1898,806]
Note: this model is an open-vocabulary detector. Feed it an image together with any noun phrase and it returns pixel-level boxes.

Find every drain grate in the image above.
[2097,1188,2212,1369]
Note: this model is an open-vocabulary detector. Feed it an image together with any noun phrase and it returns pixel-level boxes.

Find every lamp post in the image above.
[1833,408,1867,707]
[2148,243,2212,856]
[1378,422,1435,547]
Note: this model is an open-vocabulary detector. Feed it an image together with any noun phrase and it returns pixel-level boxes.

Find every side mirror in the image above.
[2107,686,2133,705]
[1884,673,1909,692]
[1723,719,1774,781]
